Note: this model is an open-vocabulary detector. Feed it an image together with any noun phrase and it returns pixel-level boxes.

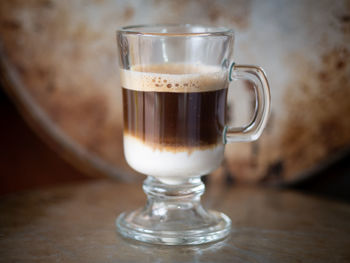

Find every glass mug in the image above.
[116,24,270,245]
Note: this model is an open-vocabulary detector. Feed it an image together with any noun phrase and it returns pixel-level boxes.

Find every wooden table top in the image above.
[1,179,349,263]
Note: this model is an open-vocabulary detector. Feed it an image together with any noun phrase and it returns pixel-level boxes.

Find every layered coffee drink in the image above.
[121,64,228,184]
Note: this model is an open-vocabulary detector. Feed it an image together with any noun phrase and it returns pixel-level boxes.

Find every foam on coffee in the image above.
[120,63,226,92]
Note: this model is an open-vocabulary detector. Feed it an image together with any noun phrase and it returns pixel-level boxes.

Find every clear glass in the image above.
[116,24,271,245]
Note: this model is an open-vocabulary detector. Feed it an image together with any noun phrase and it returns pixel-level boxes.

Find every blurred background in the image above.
[0,0,349,200]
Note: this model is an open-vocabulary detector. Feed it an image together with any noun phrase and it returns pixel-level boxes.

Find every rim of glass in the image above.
[117,24,234,36]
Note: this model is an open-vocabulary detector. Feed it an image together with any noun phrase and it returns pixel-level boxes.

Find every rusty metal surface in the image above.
[1,180,350,262]
[0,0,349,183]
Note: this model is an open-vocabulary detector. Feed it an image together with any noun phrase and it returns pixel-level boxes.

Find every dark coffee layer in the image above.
[122,88,227,147]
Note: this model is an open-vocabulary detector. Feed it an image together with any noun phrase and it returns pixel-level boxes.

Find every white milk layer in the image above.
[124,135,224,184]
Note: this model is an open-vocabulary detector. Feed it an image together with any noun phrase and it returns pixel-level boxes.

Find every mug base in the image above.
[116,209,231,245]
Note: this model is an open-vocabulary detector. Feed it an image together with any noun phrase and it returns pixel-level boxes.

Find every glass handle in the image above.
[224,63,271,143]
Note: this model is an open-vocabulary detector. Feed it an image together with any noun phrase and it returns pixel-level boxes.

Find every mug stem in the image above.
[116,176,231,245]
